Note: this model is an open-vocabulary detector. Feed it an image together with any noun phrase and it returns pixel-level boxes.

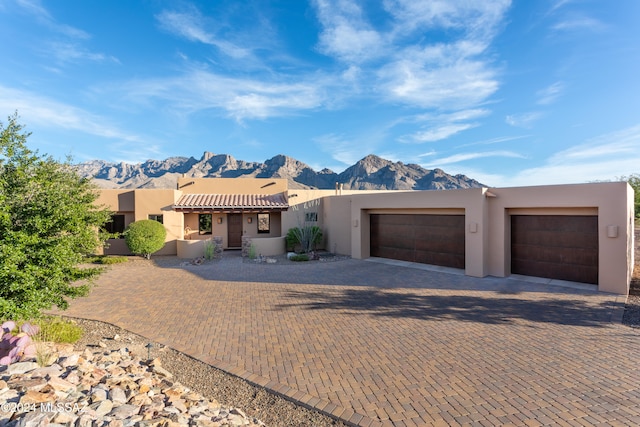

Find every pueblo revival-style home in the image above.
[97,177,635,295]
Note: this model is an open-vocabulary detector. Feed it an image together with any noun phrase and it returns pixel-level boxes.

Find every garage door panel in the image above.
[520,215,595,231]
[372,234,408,249]
[511,215,598,284]
[415,251,465,269]
[413,215,462,227]
[372,246,415,262]
[512,244,598,265]
[370,214,464,269]
[512,230,598,249]
[414,226,463,240]
[414,237,464,254]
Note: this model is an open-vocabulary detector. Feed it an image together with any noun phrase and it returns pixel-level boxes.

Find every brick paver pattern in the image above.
[56,255,640,426]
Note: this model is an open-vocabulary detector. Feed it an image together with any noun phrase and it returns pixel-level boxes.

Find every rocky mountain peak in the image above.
[75,153,485,190]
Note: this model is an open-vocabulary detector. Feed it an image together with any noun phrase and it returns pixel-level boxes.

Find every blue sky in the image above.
[1,0,639,187]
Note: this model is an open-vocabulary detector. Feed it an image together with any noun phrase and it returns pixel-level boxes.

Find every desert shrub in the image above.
[204,239,216,260]
[289,254,310,262]
[286,226,323,253]
[248,243,257,260]
[125,219,166,259]
[98,256,129,264]
[87,255,128,264]
[33,316,83,344]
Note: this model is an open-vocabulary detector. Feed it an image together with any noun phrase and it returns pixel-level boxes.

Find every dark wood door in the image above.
[511,215,598,284]
[370,214,465,269]
[227,214,243,248]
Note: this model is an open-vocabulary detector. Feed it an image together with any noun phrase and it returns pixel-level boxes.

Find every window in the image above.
[104,214,125,238]
[305,212,318,222]
[257,213,270,234]
[199,214,212,235]
[148,214,163,224]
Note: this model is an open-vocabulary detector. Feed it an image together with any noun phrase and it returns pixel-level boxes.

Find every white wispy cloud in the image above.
[313,0,385,64]
[457,135,530,148]
[312,0,508,112]
[15,0,90,39]
[536,81,565,105]
[400,109,489,143]
[114,69,327,122]
[45,41,119,65]
[506,112,544,128]
[0,85,141,143]
[420,150,525,167]
[383,0,510,39]
[313,133,376,166]
[484,124,640,187]
[156,8,252,59]
[552,15,606,32]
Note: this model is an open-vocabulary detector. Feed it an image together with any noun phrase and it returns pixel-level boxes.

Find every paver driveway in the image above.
[56,253,640,426]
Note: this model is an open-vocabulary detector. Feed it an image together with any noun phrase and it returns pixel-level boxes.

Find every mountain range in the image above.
[75,152,485,191]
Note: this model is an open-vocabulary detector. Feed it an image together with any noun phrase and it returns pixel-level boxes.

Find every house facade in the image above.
[97,177,635,295]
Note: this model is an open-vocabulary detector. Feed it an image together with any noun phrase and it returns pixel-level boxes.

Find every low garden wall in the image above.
[242,236,286,257]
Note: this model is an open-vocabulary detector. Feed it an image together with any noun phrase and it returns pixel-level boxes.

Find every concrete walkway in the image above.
[55,253,640,426]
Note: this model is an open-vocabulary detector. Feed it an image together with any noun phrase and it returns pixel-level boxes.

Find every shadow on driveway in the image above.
[274,287,620,327]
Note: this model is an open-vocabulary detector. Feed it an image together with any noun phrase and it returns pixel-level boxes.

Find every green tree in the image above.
[0,113,112,320]
[124,219,166,259]
[621,174,640,219]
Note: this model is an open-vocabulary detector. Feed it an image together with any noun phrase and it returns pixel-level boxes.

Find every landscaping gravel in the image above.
[72,318,348,427]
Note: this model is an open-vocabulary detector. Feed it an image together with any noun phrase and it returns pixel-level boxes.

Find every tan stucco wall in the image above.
[96,180,634,294]
[98,189,181,256]
[177,177,288,195]
[283,189,403,251]
[486,182,634,294]
[327,182,634,294]
[345,188,489,277]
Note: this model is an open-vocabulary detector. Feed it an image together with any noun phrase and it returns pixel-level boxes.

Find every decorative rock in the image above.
[7,361,38,375]
[90,387,108,402]
[52,409,79,425]
[47,376,76,392]
[7,377,47,392]
[152,365,173,378]
[90,398,114,417]
[15,410,53,427]
[20,389,56,404]
[108,403,141,419]
[2,345,265,427]
[30,364,62,378]
[109,386,127,404]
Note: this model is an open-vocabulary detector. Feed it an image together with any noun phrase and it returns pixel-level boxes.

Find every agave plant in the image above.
[0,320,39,365]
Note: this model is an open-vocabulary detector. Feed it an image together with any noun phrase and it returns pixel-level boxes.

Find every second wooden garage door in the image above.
[511,215,598,284]
[370,214,465,269]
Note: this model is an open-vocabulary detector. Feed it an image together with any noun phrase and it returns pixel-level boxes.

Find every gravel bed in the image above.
[71,318,348,427]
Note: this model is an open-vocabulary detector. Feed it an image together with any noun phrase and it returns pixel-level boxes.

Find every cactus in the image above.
[0,321,39,365]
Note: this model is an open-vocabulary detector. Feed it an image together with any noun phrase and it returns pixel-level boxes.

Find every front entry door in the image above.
[227,214,243,248]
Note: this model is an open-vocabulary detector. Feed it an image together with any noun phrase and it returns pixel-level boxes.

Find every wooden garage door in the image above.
[511,215,598,284]
[370,214,465,269]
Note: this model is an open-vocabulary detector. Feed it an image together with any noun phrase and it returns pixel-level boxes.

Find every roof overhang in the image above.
[173,193,289,213]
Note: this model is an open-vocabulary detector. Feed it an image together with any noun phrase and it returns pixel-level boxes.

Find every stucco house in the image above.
[97,177,635,295]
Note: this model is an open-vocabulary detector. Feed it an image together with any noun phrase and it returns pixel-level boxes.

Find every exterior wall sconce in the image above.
[606,225,618,238]
[217,217,223,224]
[247,217,253,224]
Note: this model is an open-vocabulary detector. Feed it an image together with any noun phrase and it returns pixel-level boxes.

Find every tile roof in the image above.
[173,193,289,211]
